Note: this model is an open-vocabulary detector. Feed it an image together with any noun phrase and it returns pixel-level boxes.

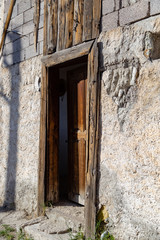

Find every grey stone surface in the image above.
[0,0,4,39]
[0,204,84,240]
[150,0,160,16]
[24,7,34,23]
[5,31,21,44]
[119,0,149,25]
[3,36,29,55]
[0,56,42,214]
[11,13,23,30]
[25,44,38,60]
[39,41,43,55]
[122,0,141,8]
[115,0,120,10]
[102,0,115,15]
[98,15,160,240]
[40,1,44,16]
[22,20,34,35]
[102,11,118,32]
[17,0,32,15]
[39,14,44,29]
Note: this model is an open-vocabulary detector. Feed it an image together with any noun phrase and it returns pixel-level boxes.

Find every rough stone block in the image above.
[25,44,38,60]
[5,30,21,44]
[122,0,141,8]
[22,20,34,35]
[40,1,44,15]
[102,11,118,32]
[102,0,115,15]
[12,49,25,64]
[14,36,30,51]
[38,28,43,42]
[1,54,13,67]
[115,0,120,10]
[29,32,34,45]
[3,42,13,55]
[11,3,18,19]
[119,0,149,26]
[4,0,10,14]
[39,41,43,55]
[24,7,34,23]
[29,28,43,45]
[150,0,160,16]
[3,36,29,55]
[11,13,23,30]
[17,0,31,15]
[39,14,44,29]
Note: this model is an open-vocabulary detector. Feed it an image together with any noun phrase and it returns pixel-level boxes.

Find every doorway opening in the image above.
[39,40,99,237]
[45,57,88,206]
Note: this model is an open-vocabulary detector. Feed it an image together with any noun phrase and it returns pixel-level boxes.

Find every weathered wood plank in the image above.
[52,0,58,51]
[73,0,84,46]
[38,66,48,215]
[0,0,16,53]
[34,0,40,51]
[64,0,74,48]
[85,39,99,239]
[41,40,94,67]
[57,0,66,50]
[48,0,54,53]
[82,0,93,41]
[43,0,48,55]
[46,68,59,203]
[92,0,101,38]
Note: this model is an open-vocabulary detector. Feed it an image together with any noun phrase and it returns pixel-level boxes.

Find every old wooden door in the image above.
[67,65,87,205]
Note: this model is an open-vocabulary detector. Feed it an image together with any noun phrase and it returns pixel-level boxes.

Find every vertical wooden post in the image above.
[73,0,84,46]
[57,0,66,50]
[82,0,93,41]
[43,0,48,55]
[38,66,48,215]
[34,0,40,51]
[92,0,101,38]
[85,39,99,239]
[64,0,74,48]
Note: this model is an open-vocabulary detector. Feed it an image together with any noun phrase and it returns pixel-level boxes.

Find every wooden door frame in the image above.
[38,39,99,238]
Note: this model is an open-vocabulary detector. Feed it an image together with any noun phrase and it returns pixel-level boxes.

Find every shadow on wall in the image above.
[0,31,21,211]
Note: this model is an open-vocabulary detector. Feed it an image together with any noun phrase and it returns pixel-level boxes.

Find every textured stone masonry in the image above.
[150,0,160,16]
[102,0,160,31]
[119,0,149,25]
[2,0,44,66]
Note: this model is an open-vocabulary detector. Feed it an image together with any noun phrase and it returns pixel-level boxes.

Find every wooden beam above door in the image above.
[41,40,94,67]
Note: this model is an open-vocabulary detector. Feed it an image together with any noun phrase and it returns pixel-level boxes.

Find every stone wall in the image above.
[102,0,160,32]
[0,55,41,215]
[1,0,44,67]
[98,15,160,240]
[0,0,4,39]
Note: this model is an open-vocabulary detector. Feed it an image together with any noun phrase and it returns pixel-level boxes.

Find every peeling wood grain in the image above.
[92,0,101,38]
[83,0,93,41]
[34,0,40,52]
[57,0,66,50]
[43,0,48,55]
[38,66,48,215]
[85,39,99,239]
[41,40,94,67]
[64,0,74,48]
[73,0,84,45]
[52,0,58,51]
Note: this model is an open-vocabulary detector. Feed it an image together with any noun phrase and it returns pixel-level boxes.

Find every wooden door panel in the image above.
[68,65,87,205]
